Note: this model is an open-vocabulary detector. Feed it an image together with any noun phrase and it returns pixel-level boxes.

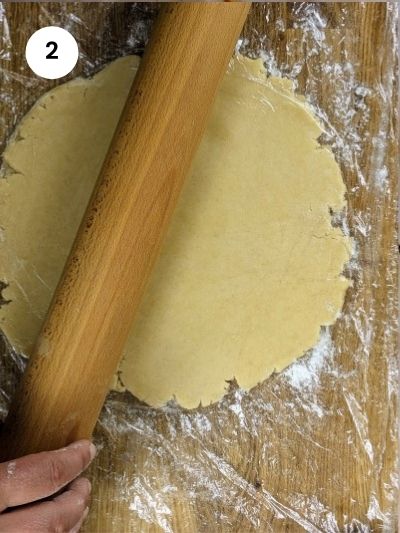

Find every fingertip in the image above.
[88,442,97,461]
[57,477,91,512]
[67,440,97,462]
[81,477,91,494]
[67,439,91,451]
[70,476,91,494]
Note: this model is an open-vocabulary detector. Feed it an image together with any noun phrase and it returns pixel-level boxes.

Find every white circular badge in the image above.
[26,26,79,80]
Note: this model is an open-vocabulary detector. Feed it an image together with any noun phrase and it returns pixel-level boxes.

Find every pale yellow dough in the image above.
[0,55,351,408]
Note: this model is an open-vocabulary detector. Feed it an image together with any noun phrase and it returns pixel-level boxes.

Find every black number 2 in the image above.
[46,41,58,59]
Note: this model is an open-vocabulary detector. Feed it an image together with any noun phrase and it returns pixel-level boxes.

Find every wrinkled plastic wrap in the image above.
[0,3,398,531]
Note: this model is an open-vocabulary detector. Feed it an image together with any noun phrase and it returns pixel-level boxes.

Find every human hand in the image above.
[0,440,96,532]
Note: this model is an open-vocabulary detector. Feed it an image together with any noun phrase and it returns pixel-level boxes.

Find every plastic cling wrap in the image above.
[0,3,398,532]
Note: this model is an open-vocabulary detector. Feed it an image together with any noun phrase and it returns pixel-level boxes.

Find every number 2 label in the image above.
[46,41,58,59]
[26,26,79,79]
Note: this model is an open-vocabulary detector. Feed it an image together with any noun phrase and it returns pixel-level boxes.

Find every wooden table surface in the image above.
[0,3,398,532]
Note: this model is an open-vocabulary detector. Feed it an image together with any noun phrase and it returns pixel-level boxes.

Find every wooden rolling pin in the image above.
[0,2,249,459]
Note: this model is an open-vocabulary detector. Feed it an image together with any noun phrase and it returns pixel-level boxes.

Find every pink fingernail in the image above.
[68,439,96,461]
[89,442,97,461]
[82,478,92,493]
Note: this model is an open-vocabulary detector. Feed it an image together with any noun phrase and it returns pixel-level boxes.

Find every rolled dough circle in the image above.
[0,55,351,408]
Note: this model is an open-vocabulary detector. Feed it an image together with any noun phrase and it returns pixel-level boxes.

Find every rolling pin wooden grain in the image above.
[1,2,250,459]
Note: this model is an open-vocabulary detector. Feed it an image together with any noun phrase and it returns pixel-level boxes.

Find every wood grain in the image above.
[0,3,397,532]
